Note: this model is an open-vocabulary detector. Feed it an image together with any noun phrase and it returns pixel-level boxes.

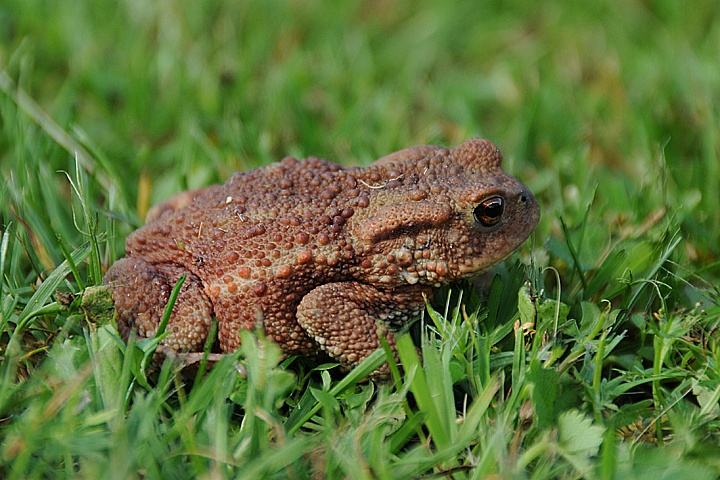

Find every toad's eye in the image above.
[474,195,505,227]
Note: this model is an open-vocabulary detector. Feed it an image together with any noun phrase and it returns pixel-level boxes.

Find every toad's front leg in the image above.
[295,281,430,376]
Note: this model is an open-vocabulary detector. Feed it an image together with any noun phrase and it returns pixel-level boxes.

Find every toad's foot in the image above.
[296,281,429,377]
[104,257,214,352]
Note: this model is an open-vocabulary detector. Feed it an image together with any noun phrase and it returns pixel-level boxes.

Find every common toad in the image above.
[103,138,539,372]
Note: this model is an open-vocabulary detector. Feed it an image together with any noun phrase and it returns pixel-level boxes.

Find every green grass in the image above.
[1,0,719,478]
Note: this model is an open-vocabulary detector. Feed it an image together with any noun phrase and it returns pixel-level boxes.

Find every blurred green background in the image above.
[2,1,718,251]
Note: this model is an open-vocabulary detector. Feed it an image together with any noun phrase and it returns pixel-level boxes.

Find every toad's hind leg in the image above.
[295,282,428,376]
[103,257,213,352]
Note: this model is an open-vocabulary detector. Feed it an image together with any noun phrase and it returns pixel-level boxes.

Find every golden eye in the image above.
[474,195,505,227]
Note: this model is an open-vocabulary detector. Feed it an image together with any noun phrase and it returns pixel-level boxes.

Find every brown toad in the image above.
[103,138,539,372]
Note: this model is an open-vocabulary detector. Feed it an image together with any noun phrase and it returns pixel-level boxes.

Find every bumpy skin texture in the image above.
[103,138,540,372]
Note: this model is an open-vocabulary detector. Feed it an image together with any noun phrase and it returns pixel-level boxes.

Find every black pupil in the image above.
[475,196,504,227]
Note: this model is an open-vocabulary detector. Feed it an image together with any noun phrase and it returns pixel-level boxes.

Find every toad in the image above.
[103,138,540,372]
